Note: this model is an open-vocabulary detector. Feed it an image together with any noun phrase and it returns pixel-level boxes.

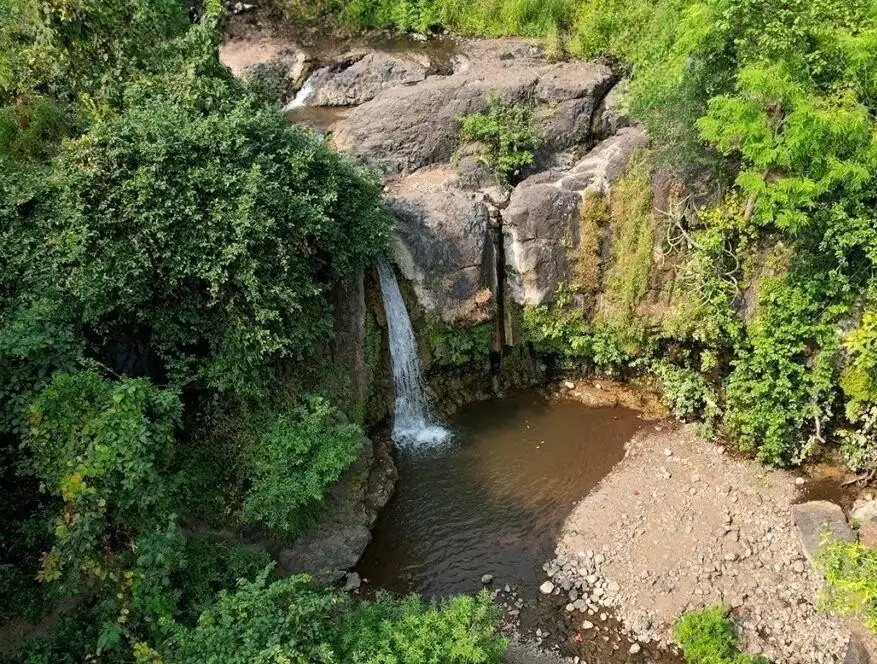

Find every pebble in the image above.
[582,620,595,630]
[629,643,641,654]
[481,574,494,584]
[540,581,555,595]
[795,477,806,486]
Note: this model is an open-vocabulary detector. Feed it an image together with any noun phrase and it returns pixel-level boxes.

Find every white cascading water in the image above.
[376,256,451,448]
[282,71,319,111]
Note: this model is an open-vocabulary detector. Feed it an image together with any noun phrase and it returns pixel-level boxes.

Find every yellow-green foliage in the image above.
[816,539,877,632]
[675,606,770,663]
[571,190,607,311]
[599,157,654,325]
[842,311,877,417]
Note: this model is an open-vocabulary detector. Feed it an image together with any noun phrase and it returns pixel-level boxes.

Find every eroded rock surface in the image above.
[386,167,494,326]
[332,44,615,177]
[503,127,649,306]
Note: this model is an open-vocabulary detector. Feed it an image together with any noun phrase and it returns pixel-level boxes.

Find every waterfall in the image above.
[282,71,319,111]
[376,257,451,448]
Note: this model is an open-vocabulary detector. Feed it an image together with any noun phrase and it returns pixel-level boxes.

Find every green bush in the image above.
[816,539,877,632]
[23,370,181,591]
[428,322,492,367]
[46,92,390,395]
[459,94,542,184]
[675,606,770,663]
[174,537,274,624]
[239,397,362,538]
[653,360,721,435]
[0,0,191,107]
[164,570,506,664]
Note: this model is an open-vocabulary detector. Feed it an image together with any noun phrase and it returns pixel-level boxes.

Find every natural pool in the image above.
[358,392,643,597]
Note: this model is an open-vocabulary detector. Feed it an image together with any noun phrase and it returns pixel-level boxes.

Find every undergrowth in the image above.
[675,606,771,663]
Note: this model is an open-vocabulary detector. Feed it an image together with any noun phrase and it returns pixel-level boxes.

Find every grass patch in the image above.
[816,539,877,632]
[675,605,771,663]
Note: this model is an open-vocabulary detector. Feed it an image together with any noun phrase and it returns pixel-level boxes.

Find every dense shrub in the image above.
[239,397,362,538]
[22,371,181,591]
[164,570,506,664]
[47,93,390,395]
[428,322,492,367]
[459,94,542,184]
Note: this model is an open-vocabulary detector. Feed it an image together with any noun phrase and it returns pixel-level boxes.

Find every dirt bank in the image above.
[544,422,857,663]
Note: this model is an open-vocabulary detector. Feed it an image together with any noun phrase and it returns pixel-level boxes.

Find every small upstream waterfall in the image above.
[282,71,320,111]
[376,257,451,448]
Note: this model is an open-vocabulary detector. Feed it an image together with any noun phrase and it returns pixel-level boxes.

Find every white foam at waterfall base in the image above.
[376,257,451,449]
[282,73,318,112]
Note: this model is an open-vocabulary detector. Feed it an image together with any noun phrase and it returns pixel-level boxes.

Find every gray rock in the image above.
[305,52,430,107]
[333,46,614,177]
[344,571,362,591]
[502,127,649,306]
[387,167,494,326]
[790,501,854,562]
[481,573,494,584]
[853,500,877,548]
[219,39,312,101]
[846,631,872,664]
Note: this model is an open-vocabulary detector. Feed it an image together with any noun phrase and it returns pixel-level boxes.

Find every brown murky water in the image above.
[358,393,643,598]
[285,105,352,132]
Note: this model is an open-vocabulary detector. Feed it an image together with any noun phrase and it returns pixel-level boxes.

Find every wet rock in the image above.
[304,52,430,107]
[219,39,312,101]
[791,501,854,562]
[481,573,494,584]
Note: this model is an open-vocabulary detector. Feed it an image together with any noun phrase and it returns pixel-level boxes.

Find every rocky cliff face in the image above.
[220,29,682,354]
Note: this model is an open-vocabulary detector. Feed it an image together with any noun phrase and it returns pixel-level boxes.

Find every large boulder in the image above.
[332,41,615,177]
[219,38,311,101]
[298,52,431,108]
[791,500,855,563]
[502,127,649,306]
[386,167,494,326]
